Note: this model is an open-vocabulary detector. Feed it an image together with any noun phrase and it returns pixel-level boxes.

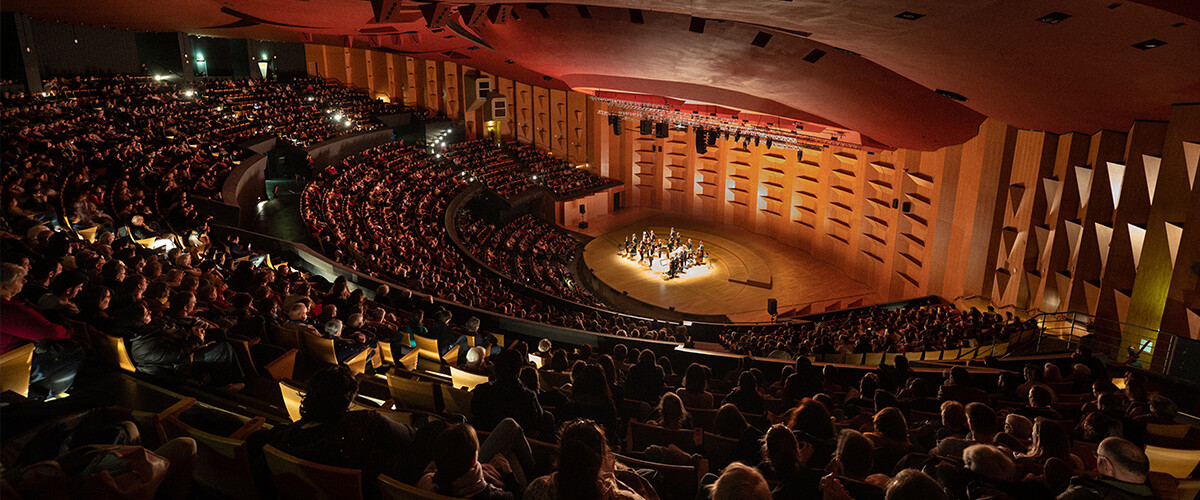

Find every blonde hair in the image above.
[711,462,771,500]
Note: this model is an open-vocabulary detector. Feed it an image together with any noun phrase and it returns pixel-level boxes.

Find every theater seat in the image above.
[300,332,371,376]
[616,453,708,500]
[279,379,305,422]
[413,335,441,363]
[378,474,458,500]
[438,383,473,417]
[160,401,265,500]
[626,420,702,454]
[0,343,36,397]
[268,325,302,351]
[1146,423,1192,440]
[263,445,363,500]
[387,371,439,413]
[449,366,489,391]
[90,329,137,373]
[1146,444,1200,479]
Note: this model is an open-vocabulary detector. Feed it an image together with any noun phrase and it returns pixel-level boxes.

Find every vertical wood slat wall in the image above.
[589,104,1200,352]
[302,44,1200,352]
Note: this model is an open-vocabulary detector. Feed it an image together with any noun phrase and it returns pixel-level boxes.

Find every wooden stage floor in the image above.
[578,208,878,322]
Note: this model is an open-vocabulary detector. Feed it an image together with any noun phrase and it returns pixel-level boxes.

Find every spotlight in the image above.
[765,138,772,149]
[183,89,194,98]
[153,75,165,81]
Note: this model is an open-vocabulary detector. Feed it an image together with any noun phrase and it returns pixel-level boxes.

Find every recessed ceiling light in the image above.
[467,46,478,50]
[935,89,968,102]
[1132,38,1166,50]
[1037,12,1071,24]
[895,12,925,21]
[1107,2,1122,8]
[1171,22,1185,28]
[504,59,515,64]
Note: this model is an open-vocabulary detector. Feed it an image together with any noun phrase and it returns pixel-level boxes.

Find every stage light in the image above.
[333,113,343,120]
[307,96,314,102]
[153,75,165,81]
[183,90,194,98]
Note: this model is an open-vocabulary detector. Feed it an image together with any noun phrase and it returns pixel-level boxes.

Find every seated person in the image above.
[320,319,372,365]
[249,366,425,499]
[0,263,85,400]
[823,429,885,500]
[523,419,646,500]
[417,419,535,499]
[938,366,989,404]
[471,349,549,434]
[712,462,772,500]
[1015,385,1062,420]
[111,302,244,392]
[1058,437,1154,499]
[723,371,766,415]
[1132,395,1177,425]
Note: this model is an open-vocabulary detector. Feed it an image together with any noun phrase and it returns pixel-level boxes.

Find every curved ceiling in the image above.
[6,0,1200,150]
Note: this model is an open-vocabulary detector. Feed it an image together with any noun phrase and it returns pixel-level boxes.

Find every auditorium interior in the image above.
[2,1,1200,499]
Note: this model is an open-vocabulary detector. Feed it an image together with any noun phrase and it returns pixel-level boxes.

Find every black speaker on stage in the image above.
[578,221,589,229]
[767,298,778,317]
[901,201,912,213]
[579,205,586,214]
[655,122,669,138]
[640,120,653,135]
[613,118,622,136]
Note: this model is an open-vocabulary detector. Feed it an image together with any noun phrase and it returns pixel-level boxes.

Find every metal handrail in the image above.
[1028,310,1177,375]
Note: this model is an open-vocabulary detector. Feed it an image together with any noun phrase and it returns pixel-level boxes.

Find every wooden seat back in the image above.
[268,324,302,351]
[0,343,36,397]
[280,379,305,422]
[378,474,459,500]
[413,335,441,363]
[1146,444,1200,479]
[262,444,363,500]
[449,366,489,391]
[616,453,707,500]
[161,406,265,500]
[626,420,702,454]
[1147,423,1192,440]
[91,329,137,373]
[439,383,473,417]
[387,372,439,413]
[701,431,739,470]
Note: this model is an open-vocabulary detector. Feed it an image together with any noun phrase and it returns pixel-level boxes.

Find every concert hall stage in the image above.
[578,209,878,322]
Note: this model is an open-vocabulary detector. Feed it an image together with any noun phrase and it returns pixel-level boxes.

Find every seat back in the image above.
[0,343,36,397]
[689,408,717,432]
[940,348,961,361]
[1177,478,1200,500]
[377,341,393,367]
[268,325,302,351]
[863,352,884,366]
[91,330,137,373]
[626,420,701,453]
[387,372,439,413]
[822,353,846,364]
[701,432,739,470]
[262,445,363,500]
[1147,423,1192,440]
[1146,444,1200,479]
[396,348,419,371]
[280,379,305,422]
[904,351,924,361]
[616,453,707,500]
[161,414,264,500]
[300,332,339,365]
[449,366,489,391]
[439,384,473,417]
[378,474,458,500]
[413,335,441,362]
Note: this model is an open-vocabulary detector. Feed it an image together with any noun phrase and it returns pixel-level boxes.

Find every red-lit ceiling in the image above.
[5,0,1199,151]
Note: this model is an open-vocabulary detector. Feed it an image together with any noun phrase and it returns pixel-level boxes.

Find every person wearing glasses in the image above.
[1058,437,1153,500]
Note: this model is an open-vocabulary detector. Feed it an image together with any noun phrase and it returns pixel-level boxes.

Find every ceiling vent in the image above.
[1037,12,1071,24]
[895,12,925,20]
[751,32,772,47]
